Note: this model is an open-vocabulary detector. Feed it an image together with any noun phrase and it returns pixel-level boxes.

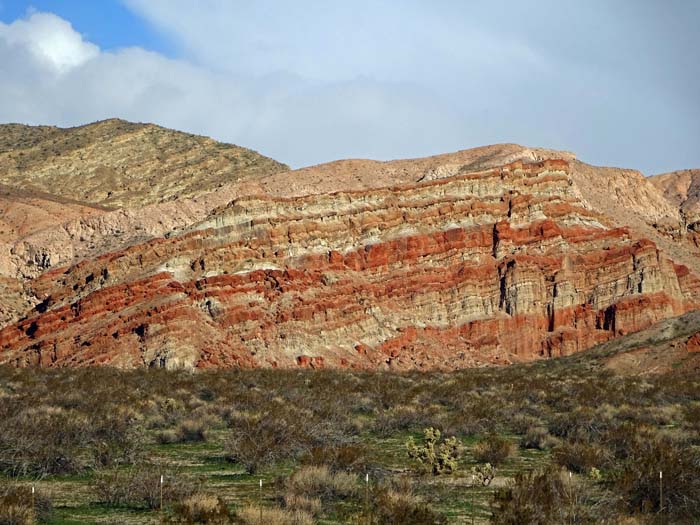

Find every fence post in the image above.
[259,479,263,525]
[659,471,663,519]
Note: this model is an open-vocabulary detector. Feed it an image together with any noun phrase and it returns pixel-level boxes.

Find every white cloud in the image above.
[0,9,472,167]
[0,4,698,174]
[0,12,98,73]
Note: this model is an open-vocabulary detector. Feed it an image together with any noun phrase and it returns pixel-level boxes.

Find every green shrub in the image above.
[471,463,496,486]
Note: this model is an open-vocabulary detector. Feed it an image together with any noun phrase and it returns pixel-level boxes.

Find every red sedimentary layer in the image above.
[0,160,698,369]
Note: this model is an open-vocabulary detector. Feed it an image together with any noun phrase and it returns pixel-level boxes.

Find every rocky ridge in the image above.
[0,120,698,370]
[1,158,697,369]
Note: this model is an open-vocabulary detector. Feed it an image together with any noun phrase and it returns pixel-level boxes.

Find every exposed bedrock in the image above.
[1,160,698,369]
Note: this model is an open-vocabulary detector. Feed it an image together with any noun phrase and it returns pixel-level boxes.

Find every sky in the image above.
[0,1,698,174]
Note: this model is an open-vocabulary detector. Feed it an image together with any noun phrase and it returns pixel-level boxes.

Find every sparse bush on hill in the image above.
[164,494,231,525]
[0,485,53,525]
[233,505,313,525]
[472,433,514,467]
[0,404,143,477]
[490,466,599,524]
[370,479,447,525]
[95,465,200,509]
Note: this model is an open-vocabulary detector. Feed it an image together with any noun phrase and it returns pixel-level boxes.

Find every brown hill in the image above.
[0,119,288,209]
[571,310,700,376]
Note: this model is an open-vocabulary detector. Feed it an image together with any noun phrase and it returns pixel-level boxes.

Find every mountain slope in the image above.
[569,310,700,376]
[650,169,700,249]
[0,120,697,371]
[1,158,697,369]
[0,119,288,208]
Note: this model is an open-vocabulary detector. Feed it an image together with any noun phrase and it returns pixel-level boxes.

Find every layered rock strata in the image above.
[1,160,697,369]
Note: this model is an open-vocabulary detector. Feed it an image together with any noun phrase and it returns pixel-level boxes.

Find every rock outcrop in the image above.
[1,159,697,369]
[650,169,700,250]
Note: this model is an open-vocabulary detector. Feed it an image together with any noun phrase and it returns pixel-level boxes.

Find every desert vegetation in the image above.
[0,350,699,524]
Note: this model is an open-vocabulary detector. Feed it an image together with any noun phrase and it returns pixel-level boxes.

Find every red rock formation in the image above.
[687,333,700,353]
[0,159,698,370]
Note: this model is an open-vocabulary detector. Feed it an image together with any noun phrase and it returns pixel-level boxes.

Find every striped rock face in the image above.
[1,159,698,369]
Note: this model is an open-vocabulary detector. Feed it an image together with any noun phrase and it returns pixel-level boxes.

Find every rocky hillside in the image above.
[570,310,700,376]
[0,120,289,326]
[1,156,698,369]
[0,120,697,370]
[650,169,700,249]
[0,119,288,209]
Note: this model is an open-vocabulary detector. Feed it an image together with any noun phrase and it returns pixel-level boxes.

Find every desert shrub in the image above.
[156,429,182,445]
[614,432,700,518]
[157,416,214,444]
[177,418,209,442]
[372,405,440,437]
[548,407,606,442]
[0,485,53,525]
[282,494,322,517]
[285,465,357,502]
[0,495,33,525]
[553,442,605,474]
[520,426,556,450]
[507,413,543,435]
[406,428,462,475]
[370,483,447,525]
[225,409,308,474]
[472,434,514,466]
[681,402,700,434]
[491,466,597,524]
[300,444,369,473]
[0,405,143,477]
[164,494,231,524]
[233,505,313,525]
[94,465,200,509]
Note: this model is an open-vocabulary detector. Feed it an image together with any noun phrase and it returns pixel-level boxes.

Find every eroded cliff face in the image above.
[650,169,700,250]
[1,160,697,369]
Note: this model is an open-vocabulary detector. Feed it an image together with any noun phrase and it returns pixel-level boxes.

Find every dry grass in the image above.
[234,505,314,525]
